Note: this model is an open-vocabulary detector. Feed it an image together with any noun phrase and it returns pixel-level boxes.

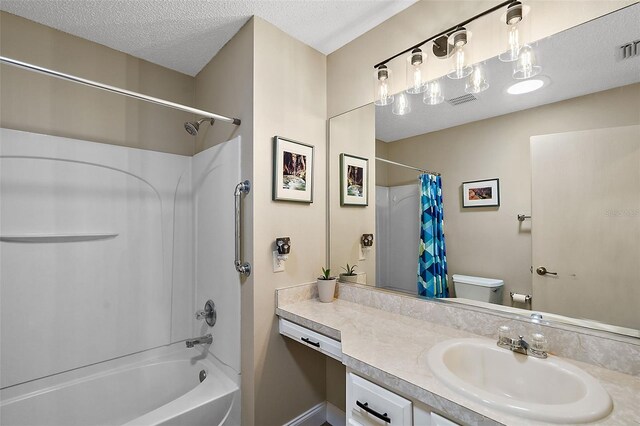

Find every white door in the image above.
[531,125,640,330]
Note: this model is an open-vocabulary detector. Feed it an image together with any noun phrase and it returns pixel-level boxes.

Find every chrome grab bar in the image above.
[234,180,251,276]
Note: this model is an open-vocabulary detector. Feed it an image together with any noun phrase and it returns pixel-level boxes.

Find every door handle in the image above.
[536,267,557,276]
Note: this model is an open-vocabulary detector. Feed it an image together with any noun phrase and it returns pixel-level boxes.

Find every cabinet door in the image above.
[347,373,412,426]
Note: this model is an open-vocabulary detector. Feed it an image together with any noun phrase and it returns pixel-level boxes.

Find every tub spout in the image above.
[185,334,213,348]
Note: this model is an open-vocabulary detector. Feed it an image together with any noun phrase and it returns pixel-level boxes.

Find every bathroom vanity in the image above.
[276,282,640,425]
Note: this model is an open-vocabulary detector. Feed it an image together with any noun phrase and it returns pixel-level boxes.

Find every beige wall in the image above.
[193,19,257,425]
[252,17,328,425]
[327,1,634,118]
[329,104,376,285]
[0,12,194,155]
[383,84,640,303]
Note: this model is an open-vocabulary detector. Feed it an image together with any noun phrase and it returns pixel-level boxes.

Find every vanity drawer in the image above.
[278,318,342,361]
[347,373,412,426]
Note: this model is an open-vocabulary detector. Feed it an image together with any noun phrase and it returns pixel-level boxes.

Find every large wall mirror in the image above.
[329,4,639,337]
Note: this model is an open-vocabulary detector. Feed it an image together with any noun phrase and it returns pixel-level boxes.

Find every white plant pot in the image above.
[317,278,337,303]
[339,274,358,283]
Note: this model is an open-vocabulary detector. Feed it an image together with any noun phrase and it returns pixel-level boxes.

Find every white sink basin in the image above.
[427,338,612,423]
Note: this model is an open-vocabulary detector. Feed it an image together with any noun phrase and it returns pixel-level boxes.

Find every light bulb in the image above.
[423,80,444,105]
[499,24,521,62]
[374,66,394,106]
[465,64,489,94]
[406,48,427,94]
[500,1,524,62]
[447,44,472,79]
[392,92,411,115]
[513,45,541,79]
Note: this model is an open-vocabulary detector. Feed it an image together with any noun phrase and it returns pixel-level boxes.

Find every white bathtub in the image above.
[0,345,239,426]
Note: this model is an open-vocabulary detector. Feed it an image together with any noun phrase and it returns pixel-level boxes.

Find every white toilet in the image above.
[452,274,504,304]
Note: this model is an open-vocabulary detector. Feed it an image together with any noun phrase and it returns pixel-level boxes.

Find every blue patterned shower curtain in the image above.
[417,174,448,298]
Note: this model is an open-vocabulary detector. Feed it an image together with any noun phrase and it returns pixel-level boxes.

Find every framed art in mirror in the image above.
[273,136,314,203]
[340,153,368,206]
[462,178,500,208]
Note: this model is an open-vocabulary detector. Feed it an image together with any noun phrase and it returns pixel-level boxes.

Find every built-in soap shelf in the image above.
[0,233,118,243]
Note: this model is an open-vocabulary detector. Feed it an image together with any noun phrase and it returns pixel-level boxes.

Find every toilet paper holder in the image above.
[510,292,532,303]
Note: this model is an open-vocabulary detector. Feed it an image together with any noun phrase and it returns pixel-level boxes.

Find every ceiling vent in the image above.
[619,40,639,60]
[446,93,478,106]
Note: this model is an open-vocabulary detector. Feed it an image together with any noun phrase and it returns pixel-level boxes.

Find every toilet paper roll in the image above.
[512,293,528,303]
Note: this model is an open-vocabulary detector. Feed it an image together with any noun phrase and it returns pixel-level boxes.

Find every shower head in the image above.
[184,118,215,136]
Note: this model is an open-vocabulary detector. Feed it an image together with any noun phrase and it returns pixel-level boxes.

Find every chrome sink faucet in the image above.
[497,326,547,359]
[185,334,213,348]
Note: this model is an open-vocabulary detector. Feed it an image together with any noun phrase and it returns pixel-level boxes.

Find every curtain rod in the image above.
[373,0,513,68]
[375,157,440,176]
[0,56,241,125]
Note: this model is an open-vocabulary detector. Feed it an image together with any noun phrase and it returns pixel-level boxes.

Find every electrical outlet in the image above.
[272,251,285,272]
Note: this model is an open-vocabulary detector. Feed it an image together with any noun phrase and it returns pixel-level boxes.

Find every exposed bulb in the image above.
[392,92,411,115]
[406,49,427,94]
[447,44,472,79]
[423,80,444,105]
[374,66,394,106]
[499,24,521,62]
[465,64,489,94]
[513,45,541,79]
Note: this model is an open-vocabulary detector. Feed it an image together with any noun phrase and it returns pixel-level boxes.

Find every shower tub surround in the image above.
[1,129,242,425]
[275,282,640,425]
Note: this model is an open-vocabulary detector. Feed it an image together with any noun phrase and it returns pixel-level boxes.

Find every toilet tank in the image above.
[452,274,503,304]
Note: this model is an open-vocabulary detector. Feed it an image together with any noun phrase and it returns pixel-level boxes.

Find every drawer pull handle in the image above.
[301,337,320,347]
[356,400,391,423]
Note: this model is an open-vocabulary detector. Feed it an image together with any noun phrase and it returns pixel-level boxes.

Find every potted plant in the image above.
[339,263,359,283]
[317,267,337,303]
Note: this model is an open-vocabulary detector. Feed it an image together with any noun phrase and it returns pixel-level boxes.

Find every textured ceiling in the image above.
[0,0,417,76]
[376,3,640,142]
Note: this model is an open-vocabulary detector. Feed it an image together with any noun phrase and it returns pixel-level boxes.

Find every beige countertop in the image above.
[276,298,640,426]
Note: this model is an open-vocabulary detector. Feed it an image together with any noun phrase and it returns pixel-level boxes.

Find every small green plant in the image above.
[319,267,334,280]
[341,263,357,276]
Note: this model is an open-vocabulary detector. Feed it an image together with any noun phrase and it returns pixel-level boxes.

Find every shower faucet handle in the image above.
[195,299,217,327]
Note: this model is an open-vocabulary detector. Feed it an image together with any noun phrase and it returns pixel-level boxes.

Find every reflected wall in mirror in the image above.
[329,4,640,336]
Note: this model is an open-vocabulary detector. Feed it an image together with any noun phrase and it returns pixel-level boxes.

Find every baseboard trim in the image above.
[326,402,346,426]
[283,402,327,426]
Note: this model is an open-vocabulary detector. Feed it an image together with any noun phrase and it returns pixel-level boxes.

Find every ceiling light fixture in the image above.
[406,48,427,94]
[507,78,544,94]
[374,65,394,106]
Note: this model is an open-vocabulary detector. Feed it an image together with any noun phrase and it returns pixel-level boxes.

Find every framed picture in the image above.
[462,178,500,208]
[273,136,314,203]
[340,153,368,206]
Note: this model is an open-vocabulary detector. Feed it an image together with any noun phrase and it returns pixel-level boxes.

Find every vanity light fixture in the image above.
[423,79,445,105]
[507,78,544,94]
[372,1,528,103]
[374,65,394,106]
[465,63,489,94]
[406,48,427,94]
